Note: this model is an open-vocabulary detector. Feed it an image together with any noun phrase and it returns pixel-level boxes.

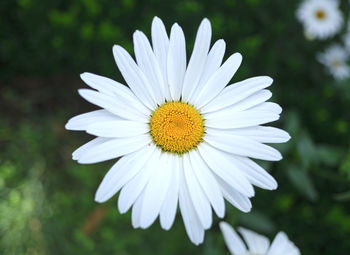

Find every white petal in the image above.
[182,18,212,102]
[139,153,173,229]
[215,176,252,212]
[72,137,109,161]
[77,134,151,164]
[86,120,148,138]
[65,110,119,131]
[198,143,254,197]
[219,222,247,255]
[151,16,171,100]
[238,227,270,254]
[167,23,186,101]
[131,190,144,228]
[189,40,226,102]
[205,110,280,129]
[194,53,243,108]
[78,89,148,122]
[203,90,272,120]
[267,232,300,255]
[250,102,282,115]
[183,154,212,229]
[178,159,205,245]
[113,45,156,109]
[230,156,278,190]
[160,155,180,230]
[80,73,151,117]
[94,145,156,203]
[206,126,291,144]
[204,134,282,161]
[189,150,225,218]
[201,76,273,113]
[133,30,165,104]
[118,149,161,213]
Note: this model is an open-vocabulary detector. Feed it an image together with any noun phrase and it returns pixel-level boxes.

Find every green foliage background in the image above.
[1,0,350,254]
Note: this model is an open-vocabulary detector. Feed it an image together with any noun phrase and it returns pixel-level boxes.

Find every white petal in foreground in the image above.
[189,150,225,218]
[78,134,151,164]
[65,110,119,131]
[72,137,109,161]
[201,76,273,113]
[183,154,212,229]
[179,159,205,245]
[204,134,282,161]
[86,120,148,138]
[167,23,186,101]
[219,222,248,255]
[182,18,212,102]
[94,145,156,203]
[198,143,254,197]
[195,53,243,108]
[160,155,180,230]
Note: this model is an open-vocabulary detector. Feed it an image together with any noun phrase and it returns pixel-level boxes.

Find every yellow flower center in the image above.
[149,101,205,154]
[315,9,326,20]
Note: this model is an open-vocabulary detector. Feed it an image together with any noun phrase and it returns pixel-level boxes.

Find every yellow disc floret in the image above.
[150,101,205,154]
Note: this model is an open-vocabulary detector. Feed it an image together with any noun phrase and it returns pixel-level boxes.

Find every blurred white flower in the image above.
[296,0,343,40]
[66,17,290,245]
[219,222,301,255]
[317,45,350,80]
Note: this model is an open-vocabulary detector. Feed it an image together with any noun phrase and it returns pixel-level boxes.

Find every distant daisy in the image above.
[66,17,290,245]
[219,222,301,255]
[296,0,343,40]
[317,44,350,80]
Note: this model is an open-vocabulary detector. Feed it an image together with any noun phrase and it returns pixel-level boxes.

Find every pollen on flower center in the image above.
[315,9,326,20]
[149,101,205,154]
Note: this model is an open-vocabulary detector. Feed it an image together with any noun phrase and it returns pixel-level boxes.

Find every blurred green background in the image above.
[1,0,350,254]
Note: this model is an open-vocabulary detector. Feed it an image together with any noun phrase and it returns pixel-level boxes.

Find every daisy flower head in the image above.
[317,44,350,80]
[65,17,290,245]
[219,222,301,255]
[296,0,343,40]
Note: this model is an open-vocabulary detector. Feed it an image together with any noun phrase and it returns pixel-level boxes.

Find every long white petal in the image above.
[131,190,145,228]
[195,53,243,108]
[230,156,278,190]
[201,76,273,113]
[198,143,254,197]
[139,153,172,229]
[65,110,119,131]
[267,232,300,255]
[167,23,186,101]
[204,134,282,161]
[151,16,171,100]
[178,158,205,245]
[72,137,109,161]
[215,175,252,212]
[183,154,212,229]
[78,89,148,122]
[205,110,280,129]
[113,45,156,109]
[189,39,226,103]
[182,18,212,102]
[78,134,151,164]
[94,145,155,203]
[86,120,148,138]
[206,126,291,144]
[134,30,165,104]
[118,149,161,213]
[203,90,272,120]
[219,222,247,255]
[250,102,282,115]
[238,227,270,254]
[189,150,225,218]
[160,154,180,230]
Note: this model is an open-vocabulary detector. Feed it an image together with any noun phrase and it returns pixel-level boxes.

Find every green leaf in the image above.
[286,166,318,201]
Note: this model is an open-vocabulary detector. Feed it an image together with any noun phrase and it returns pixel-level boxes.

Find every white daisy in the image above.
[219,222,301,255]
[65,17,290,245]
[296,0,343,40]
[317,44,350,80]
